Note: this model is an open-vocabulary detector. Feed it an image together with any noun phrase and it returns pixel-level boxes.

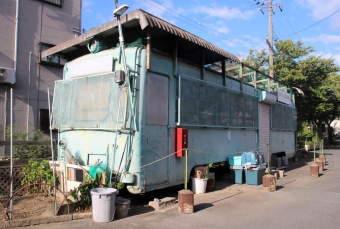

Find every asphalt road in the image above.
[27,147,340,229]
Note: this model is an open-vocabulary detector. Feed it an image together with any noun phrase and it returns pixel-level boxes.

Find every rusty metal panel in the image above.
[41,9,240,63]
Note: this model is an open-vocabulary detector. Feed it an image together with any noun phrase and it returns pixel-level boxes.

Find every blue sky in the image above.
[82,0,340,66]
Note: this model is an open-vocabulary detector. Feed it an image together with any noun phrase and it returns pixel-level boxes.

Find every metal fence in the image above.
[178,76,258,128]
[271,103,296,131]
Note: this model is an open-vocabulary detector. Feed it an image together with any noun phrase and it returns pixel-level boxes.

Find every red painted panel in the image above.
[176,128,188,157]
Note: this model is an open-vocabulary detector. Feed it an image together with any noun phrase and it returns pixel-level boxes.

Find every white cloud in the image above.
[224,35,266,52]
[133,0,185,25]
[207,21,231,36]
[242,35,263,44]
[302,34,340,43]
[315,52,340,66]
[83,0,94,14]
[296,0,340,29]
[191,4,255,20]
[96,13,109,24]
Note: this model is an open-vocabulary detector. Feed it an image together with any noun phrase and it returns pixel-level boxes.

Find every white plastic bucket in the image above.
[192,178,208,194]
[91,188,117,222]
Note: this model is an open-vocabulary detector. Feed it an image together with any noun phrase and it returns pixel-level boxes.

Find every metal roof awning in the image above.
[41,9,240,64]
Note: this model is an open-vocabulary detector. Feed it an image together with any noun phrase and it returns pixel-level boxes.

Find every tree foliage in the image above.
[242,39,340,144]
[21,160,56,194]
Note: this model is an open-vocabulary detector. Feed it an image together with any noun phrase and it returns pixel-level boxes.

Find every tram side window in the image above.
[146,73,169,125]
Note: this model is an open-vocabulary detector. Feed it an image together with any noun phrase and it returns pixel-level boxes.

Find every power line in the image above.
[187,2,260,26]
[280,10,301,41]
[274,12,290,37]
[141,0,240,40]
[279,8,340,38]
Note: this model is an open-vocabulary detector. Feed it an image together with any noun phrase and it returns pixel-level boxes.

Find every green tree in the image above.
[243,39,340,144]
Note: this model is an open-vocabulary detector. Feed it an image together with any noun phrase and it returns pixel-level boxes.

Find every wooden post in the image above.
[178,148,194,214]
[310,164,319,177]
[263,174,276,192]
[263,143,275,191]
[178,189,194,213]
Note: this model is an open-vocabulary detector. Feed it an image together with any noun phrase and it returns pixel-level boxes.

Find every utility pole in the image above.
[268,0,273,78]
[257,0,282,79]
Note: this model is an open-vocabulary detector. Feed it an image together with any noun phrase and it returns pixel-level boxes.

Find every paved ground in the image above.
[25,147,340,229]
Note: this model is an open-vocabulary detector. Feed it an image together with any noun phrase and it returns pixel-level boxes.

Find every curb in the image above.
[0,213,92,228]
[148,197,177,211]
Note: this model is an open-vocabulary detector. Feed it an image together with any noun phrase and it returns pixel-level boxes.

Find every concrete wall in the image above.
[0,0,81,147]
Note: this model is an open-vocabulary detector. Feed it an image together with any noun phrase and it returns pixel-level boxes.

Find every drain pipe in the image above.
[2,86,7,158]
[9,89,13,220]
[14,0,20,71]
[26,52,31,139]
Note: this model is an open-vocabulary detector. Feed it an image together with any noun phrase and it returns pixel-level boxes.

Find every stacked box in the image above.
[241,152,258,166]
[230,166,244,184]
[228,156,242,166]
[245,166,266,185]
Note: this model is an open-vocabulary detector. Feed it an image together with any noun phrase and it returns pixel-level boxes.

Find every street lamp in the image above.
[113,4,129,81]
[292,87,304,95]
[110,3,133,188]
[113,4,129,16]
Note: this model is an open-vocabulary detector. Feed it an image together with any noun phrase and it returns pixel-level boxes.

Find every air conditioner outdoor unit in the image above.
[0,68,16,84]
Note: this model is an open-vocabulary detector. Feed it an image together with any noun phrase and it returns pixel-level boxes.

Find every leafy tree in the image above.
[242,39,340,144]
[242,49,268,72]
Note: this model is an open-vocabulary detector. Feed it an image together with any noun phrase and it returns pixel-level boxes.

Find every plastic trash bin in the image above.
[245,166,266,185]
[115,198,131,219]
[230,166,245,184]
[91,188,117,222]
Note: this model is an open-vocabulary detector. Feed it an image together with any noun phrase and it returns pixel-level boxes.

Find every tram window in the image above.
[146,73,169,125]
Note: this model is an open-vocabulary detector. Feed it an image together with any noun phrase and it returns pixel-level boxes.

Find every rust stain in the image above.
[182,203,193,213]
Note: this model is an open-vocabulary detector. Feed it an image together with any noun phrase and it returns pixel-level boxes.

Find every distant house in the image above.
[0,0,81,156]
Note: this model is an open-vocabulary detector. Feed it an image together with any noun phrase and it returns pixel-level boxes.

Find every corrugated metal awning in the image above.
[41,9,240,63]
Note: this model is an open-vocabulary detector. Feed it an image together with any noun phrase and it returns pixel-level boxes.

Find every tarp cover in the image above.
[52,73,127,129]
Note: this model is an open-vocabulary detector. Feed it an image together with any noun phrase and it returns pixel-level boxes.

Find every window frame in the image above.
[39,109,50,133]
[39,42,66,67]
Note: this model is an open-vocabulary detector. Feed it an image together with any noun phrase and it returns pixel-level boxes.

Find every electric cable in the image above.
[278,8,340,38]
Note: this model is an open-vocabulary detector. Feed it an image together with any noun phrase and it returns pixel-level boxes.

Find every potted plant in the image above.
[305,139,312,151]
[192,166,209,194]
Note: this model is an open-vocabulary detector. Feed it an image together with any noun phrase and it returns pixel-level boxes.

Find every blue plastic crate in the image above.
[228,156,242,166]
[245,167,266,185]
[230,166,244,184]
[241,152,258,166]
